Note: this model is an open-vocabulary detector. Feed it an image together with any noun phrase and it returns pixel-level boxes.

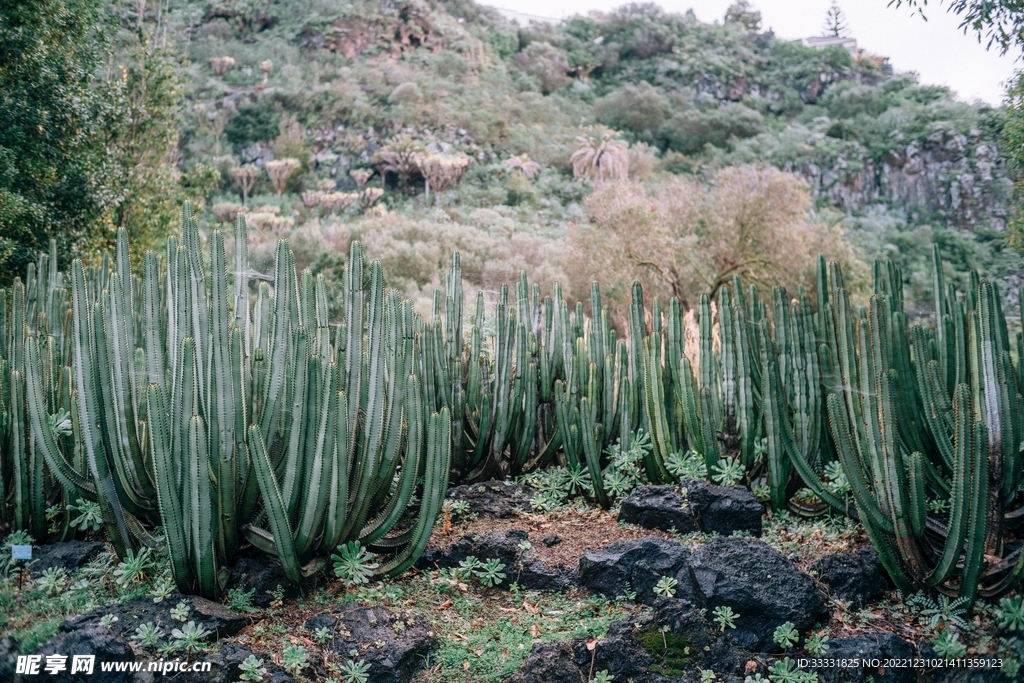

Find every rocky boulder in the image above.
[446,480,535,518]
[227,553,302,608]
[504,641,586,683]
[813,633,916,683]
[26,627,135,683]
[503,597,748,683]
[28,541,107,578]
[583,598,746,683]
[684,480,764,537]
[166,644,294,683]
[60,594,249,642]
[324,605,435,683]
[579,537,692,605]
[810,549,888,609]
[618,482,762,537]
[1,636,19,682]
[688,537,827,652]
[617,486,695,533]
[418,529,575,591]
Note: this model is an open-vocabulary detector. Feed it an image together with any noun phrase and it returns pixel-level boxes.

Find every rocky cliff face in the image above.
[790,126,1009,231]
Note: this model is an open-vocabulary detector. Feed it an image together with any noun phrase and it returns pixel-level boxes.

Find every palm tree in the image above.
[570,127,629,183]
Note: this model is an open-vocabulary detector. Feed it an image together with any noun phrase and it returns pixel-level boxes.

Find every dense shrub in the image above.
[515,41,572,94]
[569,166,861,312]
[388,81,422,103]
[594,81,669,141]
[660,103,764,155]
[225,101,280,150]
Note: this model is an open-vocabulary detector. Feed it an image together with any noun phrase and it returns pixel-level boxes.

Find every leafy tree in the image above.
[725,1,762,31]
[0,0,185,281]
[225,101,280,151]
[486,28,519,60]
[515,41,572,94]
[569,166,860,310]
[0,0,116,283]
[105,25,186,256]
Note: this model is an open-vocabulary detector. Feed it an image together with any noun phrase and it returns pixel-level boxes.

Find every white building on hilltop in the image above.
[802,35,858,57]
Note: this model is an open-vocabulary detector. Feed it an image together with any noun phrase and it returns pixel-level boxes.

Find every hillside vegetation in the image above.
[6,0,1023,314]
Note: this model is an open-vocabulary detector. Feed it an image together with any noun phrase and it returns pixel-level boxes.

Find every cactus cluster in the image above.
[1,241,74,542]
[823,250,1024,602]
[3,206,1022,603]
[3,205,452,597]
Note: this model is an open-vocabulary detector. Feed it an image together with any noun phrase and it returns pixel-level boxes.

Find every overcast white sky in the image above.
[487,0,1020,105]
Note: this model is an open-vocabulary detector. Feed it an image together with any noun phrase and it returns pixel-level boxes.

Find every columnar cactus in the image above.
[823,248,1024,602]
[16,205,453,597]
[10,204,1021,603]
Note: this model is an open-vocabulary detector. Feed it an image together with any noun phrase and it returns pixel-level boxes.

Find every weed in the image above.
[35,567,68,596]
[332,542,379,586]
[805,631,829,656]
[909,593,970,631]
[932,630,967,659]
[228,587,257,613]
[171,621,211,652]
[67,498,103,533]
[710,456,745,487]
[767,657,816,683]
[773,622,799,651]
[475,558,507,587]
[713,606,738,631]
[281,643,310,675]
[113,547,154,588]
[132,622,164,648]
[997,596,1024,632]
[239,655,267,682]
[150,577,175,603]
[339,658,371,683]
[170,601,190,622]
[654,576,678,598]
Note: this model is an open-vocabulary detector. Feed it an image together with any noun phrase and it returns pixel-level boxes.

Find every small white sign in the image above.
[11,545,32,561]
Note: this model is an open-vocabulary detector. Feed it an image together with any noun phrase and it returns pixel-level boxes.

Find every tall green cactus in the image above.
[15,202,1019,604]
[3,241,76,540]
[17,207,454,597]
[823,253,1024,602]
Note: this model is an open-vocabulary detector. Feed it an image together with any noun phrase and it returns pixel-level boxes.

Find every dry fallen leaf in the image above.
[530,623,541,638]
[439,599,452,610]
[586,638,598,651]
[462,660,470,670]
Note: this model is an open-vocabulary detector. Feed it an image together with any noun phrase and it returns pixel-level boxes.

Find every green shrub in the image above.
[486,28,519,60]
[594,82,669,141]
[225,102,280,150]
[388,82,422,104]
[516,42,572,94]
[660,103,763,154]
